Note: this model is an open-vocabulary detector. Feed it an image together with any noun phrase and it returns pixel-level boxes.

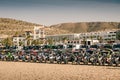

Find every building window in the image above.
[112,35,116,36]
[74,41,76,43]
[71,41,73,43]
[68,41,70,43]
[108,35,111,37]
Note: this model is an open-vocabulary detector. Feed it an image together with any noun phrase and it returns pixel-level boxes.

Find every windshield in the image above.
[51,46,58,49]
[81,45,88,48]
[57,45,64,49]
[90,45,98,48]
[113,44,120,48]
[67,45,73,48]
[103,45,112,49]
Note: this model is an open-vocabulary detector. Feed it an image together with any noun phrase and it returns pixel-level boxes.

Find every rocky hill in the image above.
[50,22,120,33]
[0,18,40,36]
[0,18,70,37]
[0,18,120,37]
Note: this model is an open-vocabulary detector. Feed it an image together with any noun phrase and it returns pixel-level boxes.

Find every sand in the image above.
[0,61,120,80]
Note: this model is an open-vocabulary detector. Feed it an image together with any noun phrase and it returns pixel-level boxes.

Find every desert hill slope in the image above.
[0,18,70,36]
[0,18,40,36]
[0,18,120,37]
[50,22,120,33]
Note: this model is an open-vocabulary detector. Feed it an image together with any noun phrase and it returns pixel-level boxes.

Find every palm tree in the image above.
[19,41,24,46]
[25,35,32,46]
[62,37,67,44]
[32,39,43,46]
[116,30,120,41]
[47,38,53,45]
[14,31,19,36]
[90,35,94,44]
[82,37,86,45]
[97,36,103,43]
[39,40,44,45]
[31,40,37,46]
[2,38,13,46]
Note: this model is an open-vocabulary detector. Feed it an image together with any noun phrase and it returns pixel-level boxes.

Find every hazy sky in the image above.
[0,0,120,26]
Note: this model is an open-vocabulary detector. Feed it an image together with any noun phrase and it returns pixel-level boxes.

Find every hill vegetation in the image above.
[0,18,70,36]
[0,18,120,37]
[0,18,39,36]
[50,22,120,33]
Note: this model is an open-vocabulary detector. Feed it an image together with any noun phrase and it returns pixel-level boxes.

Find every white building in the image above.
[46,29,119,45]
[79,30,117,41]
[33,26,45,40]
[12,26,45,46]
[13,35,25,46]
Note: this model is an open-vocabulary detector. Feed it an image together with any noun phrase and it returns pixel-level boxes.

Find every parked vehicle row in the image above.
[0,43,120,67]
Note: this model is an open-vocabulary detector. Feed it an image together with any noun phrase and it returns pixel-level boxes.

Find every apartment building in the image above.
[33,26,45,40]
[13,35,25,46]
[12,26,45,46]
[46,29,118,45]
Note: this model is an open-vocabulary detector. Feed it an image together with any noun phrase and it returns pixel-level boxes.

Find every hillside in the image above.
[44,27,70,35]
[50,22,120,33]
[0,18,70,37]
[0,18,40,37]
[0,18,120,37]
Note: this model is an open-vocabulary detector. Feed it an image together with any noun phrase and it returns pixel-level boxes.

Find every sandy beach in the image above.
[0,61,120,80]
